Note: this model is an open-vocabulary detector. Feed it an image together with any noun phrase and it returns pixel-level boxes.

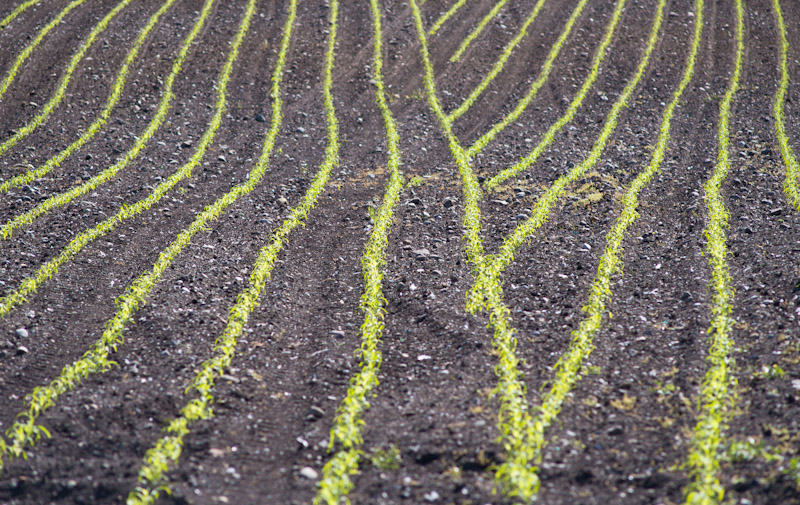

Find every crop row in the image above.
[427,0,467,36]
[772,0,800,212]
[314,0,406,502]
[447,0,548,123]
[0,0,257,468]
[684,0,743,502]
[0,0,39,31]
[0,0,181,194]
[0,0,128,159]
[0,0,216,239]
[483,0,626,188]
[0,0,87,101]
[412,0,677,499]
[0,0,798,503]
[449,0,509,63]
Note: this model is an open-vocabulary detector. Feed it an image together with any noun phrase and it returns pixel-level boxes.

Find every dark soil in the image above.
[1,0,800,504]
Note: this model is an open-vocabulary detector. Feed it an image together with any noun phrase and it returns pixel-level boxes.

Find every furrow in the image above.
[0,0,217,240]
[503,0,701,491]
[314,0,403,502]
[0,0,181,194]
[463,0,592,158]
[0,0,39,31]
[447,0,548,123]
[682,0,743,503]
[427,0,467,36]
[483,0,626,188]
[127,0,339,501]
[772,0,800,212]
[449,0,509,63]
[0,0,285,474]
[0,0,133,156]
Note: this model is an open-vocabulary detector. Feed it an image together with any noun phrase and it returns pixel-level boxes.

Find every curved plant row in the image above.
[0,0,242,320]
[129,0,340,501]
[491,0,700,498]
[0,0,217,239]
[483,0,627,188]
[0,0,40,31]
[447,0,548,123]
[427,0,467,36]
[682,0,743,503]
[463,0,591,159]
[0,0,181,194]
[0,0,292,474]
[0,0,87,101]
[449,0,509,63]
[314,0,404,502]
[0,0,131,157]
[772,0,800,212]
[412,0,666,498]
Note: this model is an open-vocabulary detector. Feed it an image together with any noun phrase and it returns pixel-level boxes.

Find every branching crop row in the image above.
[0,0,287,474]
[771,0,800,212]
[427,0,467,36]
[449,0,509,63]
[0,0,217,239]
[484,0,627,188]
[0,0,244,320]
[0,0,88,101]
[128,0,340,502]
[410,0,539,498]
[491,0,700,494]
[447,0,548,123]
[412,0,664,498]
[0,0,180,194]
[0,0,39,31]
[0,0,130,157]
[474,0,664,306]
[314,0,403,502]
[464,0,591,159]
[683,0,743,503]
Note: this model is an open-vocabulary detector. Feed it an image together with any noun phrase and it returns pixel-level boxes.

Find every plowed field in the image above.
[1,0,800,504]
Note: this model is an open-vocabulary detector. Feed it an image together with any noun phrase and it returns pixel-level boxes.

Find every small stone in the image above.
[15,328,28,338]
[255,113,266,122]
[16,346,29,355]
[515,214,528,221]
[412,248,430,258]
[424,490,440,502]
[442,198,455,208]
[277,197,289,206]
[307,406,325,418]
[181,140,193,148]
[607,425,624,436]
[769,208,783,216]
[330,330,345,338]
[218,155,226,162]
[299,467,318,480]
[296,127,306,134]
[417,354,432,361]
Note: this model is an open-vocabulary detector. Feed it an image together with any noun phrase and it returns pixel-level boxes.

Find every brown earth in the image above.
[1,0,800,504]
